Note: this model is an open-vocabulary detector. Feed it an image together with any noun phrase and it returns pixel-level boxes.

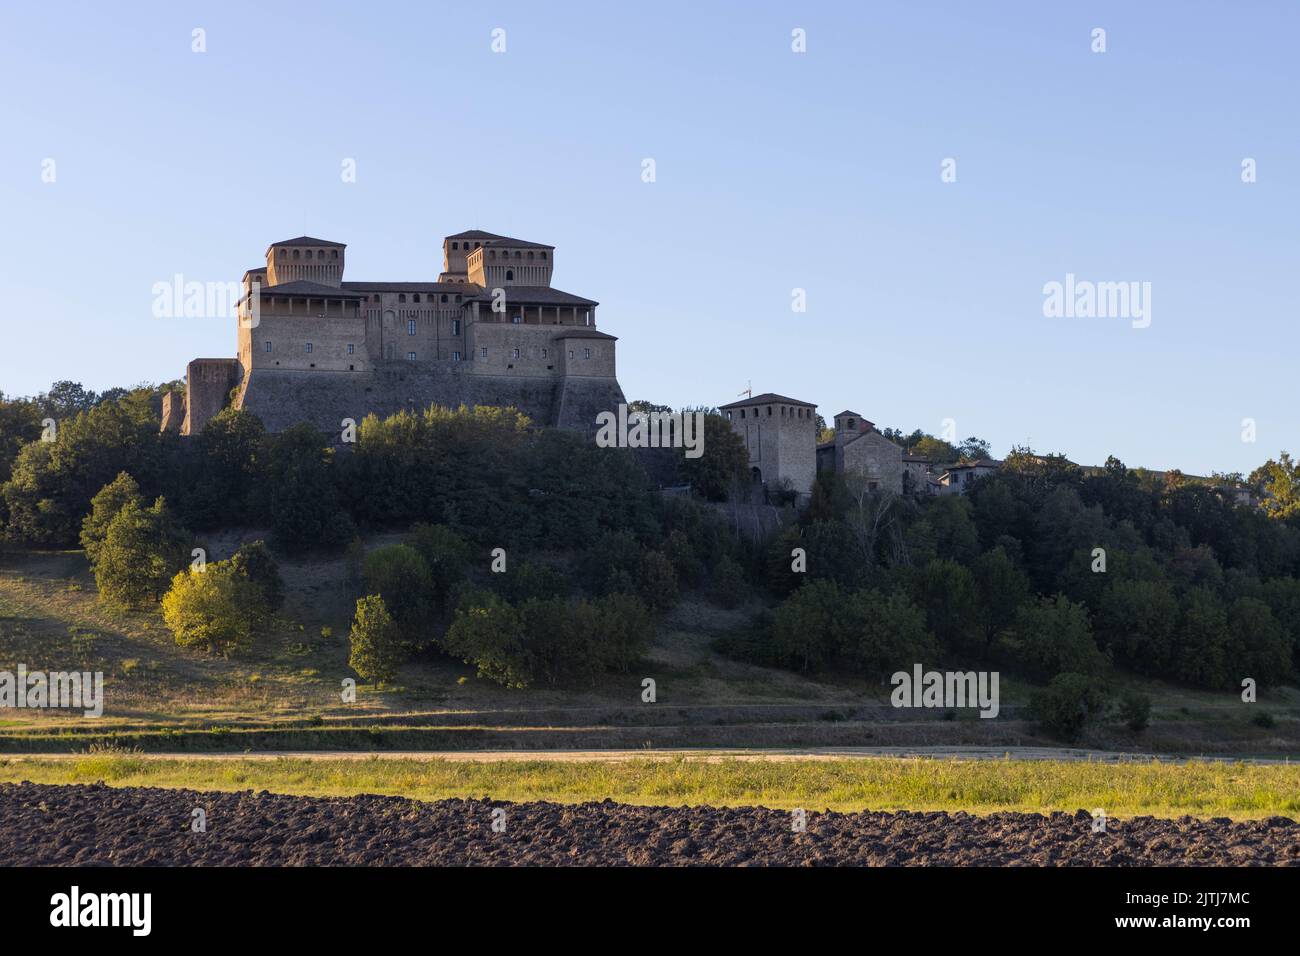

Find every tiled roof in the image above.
[267,236,345,249]
[447,230,554,249]
[553,329,617,340]
[462,286,597,306]
[719,393,817,410]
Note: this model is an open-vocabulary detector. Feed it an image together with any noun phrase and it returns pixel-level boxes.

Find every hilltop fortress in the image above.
[163,231,625,436]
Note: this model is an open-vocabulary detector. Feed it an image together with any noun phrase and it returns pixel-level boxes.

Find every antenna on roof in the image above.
[739,381,752,399]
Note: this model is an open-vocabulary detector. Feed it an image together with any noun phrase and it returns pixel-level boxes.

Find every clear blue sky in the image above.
[1,1,1295,475]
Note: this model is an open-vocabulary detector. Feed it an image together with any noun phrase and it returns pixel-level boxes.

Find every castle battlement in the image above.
[170,231,624,437]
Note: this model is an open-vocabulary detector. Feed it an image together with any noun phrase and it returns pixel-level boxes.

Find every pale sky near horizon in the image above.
[1,1,1296,476]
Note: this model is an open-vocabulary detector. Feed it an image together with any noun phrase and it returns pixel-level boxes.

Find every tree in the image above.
[841,589,936,678]
[770,579,846,672]
[92,497,190,609]
[1009,595,1106,681]
[710,554,748,609]
[262,423,354,554]
[971,546,1029,654]
[187,408,266,528]
[443,593,528,687]
[403,523,470,608]
[637,550,679,612]
[162,561,268,656]
[348,595,406,684]
[228,540,284,611]
[361,544,433,644]
[1250,452,1300,521]
[678,411,747,501]
[912,559,979,654]
[80,472,143,564]
[1093,579,1178,676]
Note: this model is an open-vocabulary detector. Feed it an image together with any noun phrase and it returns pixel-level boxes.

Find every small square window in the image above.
[407,351,417,360]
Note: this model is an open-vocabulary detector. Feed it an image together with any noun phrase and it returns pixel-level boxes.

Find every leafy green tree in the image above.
[1118,692,1151,732]
[971,546,1029,654]
[710,554,749,609]
[92,497,191,610]
[262,423,354,554]
[678,411,747,502]
[80,472,143,564]
[637,549,679,612]
[1250,452,1300,521]
[1171,587,1231,688]
[404,523,470,607]
[1227,596,1293,686]
[841,589,936,678]
[1093,579,1179,676]
[347,594,406,684]
[912,559,979,654]
[443,592,529,687]
[229,540,284,611]
[161,561,268,656]
[186,408,266,528]
[770,579,846,672]
[361,544,433,644]
[1009,595,1106,681]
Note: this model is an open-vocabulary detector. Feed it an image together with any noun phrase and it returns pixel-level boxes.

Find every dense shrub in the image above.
[1030,673,1110,742]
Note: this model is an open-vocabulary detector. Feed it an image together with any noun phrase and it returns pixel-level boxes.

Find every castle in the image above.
[163,231,625,436]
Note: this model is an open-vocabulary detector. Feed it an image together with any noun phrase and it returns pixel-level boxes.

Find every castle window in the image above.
[541,252,547,260]
[473,242,480,248]
[293,249,300,259]
[305,343,313,353]
[373,294,380,303]
[399,294,407,303]
[452,242,459,250]
[264,341,272,352]
[441,294,448,303]
[527,251,534,260]
[452,319,461,335]
[739,409,746,419]
[514,251,521,259]
[408,319,417,335]
[455,295,462,303]
[480,347,488,358]
[332,250,339,259]
[489,250,496,260]
[767,406,772,416]
[512,348,520,359]
[568,349,574,359]
[407,351,417,360]
[413,294,421,303]
[452,350,462,362]
[540,348,547,358]
[584,348,591,359]
[279,249,286,257]
[505,270,513,281]
[347,343,355,354]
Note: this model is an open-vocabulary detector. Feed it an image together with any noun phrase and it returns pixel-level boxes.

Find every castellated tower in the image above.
[718,393,818,499]
[266,237,346,287]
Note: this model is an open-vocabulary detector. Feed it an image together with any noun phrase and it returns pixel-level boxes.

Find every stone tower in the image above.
[719,392,818,499]
[266,237,346,287]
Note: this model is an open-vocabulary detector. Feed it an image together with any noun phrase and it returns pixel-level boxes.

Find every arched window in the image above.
[452,242,459,250]
[279,248,286,258]
[541,251,547,260]
[514,251,521,259]
[505,270,513,281]
[489,250,496,260]
[413,293,421,303]
[332,249,339,259]
[440,294,448,303]
[398,294,406,303]
[527,251,534,260]
[292,249,300,259]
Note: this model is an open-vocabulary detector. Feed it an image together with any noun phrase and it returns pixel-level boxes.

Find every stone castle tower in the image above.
[166,231,625,437]
[719,392,819,498]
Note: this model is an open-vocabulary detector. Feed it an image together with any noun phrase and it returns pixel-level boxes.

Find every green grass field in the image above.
[3,754,1299,819]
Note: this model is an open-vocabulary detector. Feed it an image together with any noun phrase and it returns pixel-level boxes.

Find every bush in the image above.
[710,554,748,609]
[348,594,406,685]
[443,592,528,687]
[228,540,284,611]
[162,561,268,656]
[1030,673,1109,742]
[637,550,678,612]
[1118,691,1151,732]
[79,472,142,564]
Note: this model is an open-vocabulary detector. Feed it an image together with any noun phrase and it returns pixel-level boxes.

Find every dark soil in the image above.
[2,782,1297,866]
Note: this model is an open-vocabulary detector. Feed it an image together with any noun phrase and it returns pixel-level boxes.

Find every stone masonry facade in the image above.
[166,231,625,437]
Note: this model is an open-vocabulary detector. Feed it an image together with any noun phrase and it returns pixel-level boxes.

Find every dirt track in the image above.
[2,781,1298,866]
